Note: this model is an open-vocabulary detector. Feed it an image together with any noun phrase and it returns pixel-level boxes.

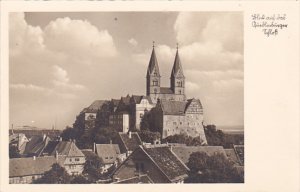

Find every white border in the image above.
[1,1,299,192]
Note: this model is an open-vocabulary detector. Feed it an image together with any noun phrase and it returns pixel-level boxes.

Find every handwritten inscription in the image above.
[251,14,288,37]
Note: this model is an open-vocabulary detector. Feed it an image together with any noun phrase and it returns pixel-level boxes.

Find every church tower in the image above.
[146,43,161,103]
[170,46,186,101]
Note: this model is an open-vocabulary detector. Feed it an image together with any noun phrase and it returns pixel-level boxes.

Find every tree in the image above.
[83,155,103,182]
[33,163,71,184]
[204,124,244,148]
[186,152,243,183]
[139,130,161,143]
[9,145,21,158]
[70,175,90,184]
[162,134,205,146]
[60,126,77,141]
[92,127,118,144]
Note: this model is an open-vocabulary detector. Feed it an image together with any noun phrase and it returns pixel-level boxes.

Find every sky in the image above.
[9,12,244,130]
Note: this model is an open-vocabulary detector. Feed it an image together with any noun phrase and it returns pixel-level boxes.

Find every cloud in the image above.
[10,83,47,92]
[9,13,44,56]
[44,17,117,60]
[173,12,244,125]
[174,12,243,53]
[186,81,200,92]
[128,38,138,47]
[53,65,69,84]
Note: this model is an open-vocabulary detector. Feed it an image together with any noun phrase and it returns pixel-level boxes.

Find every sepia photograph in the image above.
[8,11,244,184]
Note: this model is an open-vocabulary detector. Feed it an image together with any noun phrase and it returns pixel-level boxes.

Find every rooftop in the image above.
[82,100,109,113]
[95,144,120,164]
[171,146,227,164]
[50,141,84,157]
[9,156,65,177]
[142,145,189,182]
[118,132,142,152]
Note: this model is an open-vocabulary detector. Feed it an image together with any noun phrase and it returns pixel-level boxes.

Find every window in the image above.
[69,159,72,162]
[154,88,157,94]
[153,80,158,86]
[75,158,80,161]
[140,113,144,118]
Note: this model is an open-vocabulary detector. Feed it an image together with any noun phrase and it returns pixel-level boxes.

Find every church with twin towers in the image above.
[145,43,207,143]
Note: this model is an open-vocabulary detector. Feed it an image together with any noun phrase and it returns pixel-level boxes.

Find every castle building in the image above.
[73,44,207,142]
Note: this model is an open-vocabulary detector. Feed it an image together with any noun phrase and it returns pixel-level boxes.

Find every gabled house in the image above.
[9,155,66,184]
[51,141,86,175]
[95,144,122,173]
[111,145,189,183]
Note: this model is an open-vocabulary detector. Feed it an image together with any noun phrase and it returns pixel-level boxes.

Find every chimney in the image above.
[59,137,62,142]
[33,156,36,160]
[93,142,96,153]
[73,139,76,143]
[110,139,112,144]
[129,131,132,139]
[11,124,14,134]
[170,145,173,152]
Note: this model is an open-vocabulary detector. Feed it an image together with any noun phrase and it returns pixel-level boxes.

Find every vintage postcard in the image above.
[0,1,299,192]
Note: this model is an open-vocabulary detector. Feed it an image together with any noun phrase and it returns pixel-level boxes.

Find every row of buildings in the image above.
[75,46,207,143]
[9,131,244,184]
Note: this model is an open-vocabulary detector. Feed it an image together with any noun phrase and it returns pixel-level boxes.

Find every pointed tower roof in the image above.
[171,48,184,78]
[147,44,160,76]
